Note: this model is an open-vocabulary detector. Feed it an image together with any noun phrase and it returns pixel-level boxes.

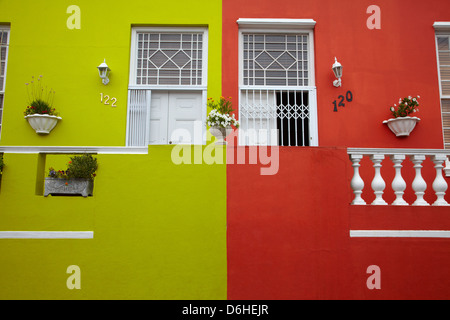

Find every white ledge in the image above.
[237,18,316,29]
[0,231,94,239]
[350,230,450,238]
[0,146,148,154]
[433,22,450,30]
[347,147,450,156]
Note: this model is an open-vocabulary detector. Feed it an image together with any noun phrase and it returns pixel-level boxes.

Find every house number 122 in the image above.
[100,93,117,107]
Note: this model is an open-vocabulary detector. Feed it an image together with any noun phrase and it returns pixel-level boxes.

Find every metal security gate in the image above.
[126,89,151,146]
[239,88,316,146]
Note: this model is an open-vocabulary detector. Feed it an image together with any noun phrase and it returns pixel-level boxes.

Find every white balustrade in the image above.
[350,154,366,205]
[348,148,450,206]
[390,154,408,206]
[370,154,388,205]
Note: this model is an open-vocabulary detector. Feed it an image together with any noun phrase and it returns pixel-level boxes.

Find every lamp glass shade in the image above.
[97,60,110,78]
[332,57,342,78]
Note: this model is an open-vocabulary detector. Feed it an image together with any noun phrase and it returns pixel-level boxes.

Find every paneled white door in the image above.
[149,91,203,145]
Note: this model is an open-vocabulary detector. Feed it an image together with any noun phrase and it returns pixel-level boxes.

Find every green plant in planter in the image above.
[24,75,59,116]
[45,154,98,197]
[48,154,98,180]
[67,154,98,180]
[389,95,420,118]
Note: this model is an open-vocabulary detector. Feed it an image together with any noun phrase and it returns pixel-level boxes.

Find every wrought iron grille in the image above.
[239,89,310,146]
[135,32,203,86]
[242,33,309,87]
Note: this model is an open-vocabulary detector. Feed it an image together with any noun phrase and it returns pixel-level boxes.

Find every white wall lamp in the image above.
[97,59,111,85]
[332,57,343,87]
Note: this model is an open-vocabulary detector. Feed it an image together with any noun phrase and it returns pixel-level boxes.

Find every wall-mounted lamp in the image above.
[332,57,343,87]
[97,59,111,85]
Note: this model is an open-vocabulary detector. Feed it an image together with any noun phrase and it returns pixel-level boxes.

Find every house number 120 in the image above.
[332,90,353,112]
[100,93,117,107]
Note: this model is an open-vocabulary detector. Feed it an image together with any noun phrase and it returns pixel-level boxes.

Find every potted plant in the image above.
[44,154,98,197]
[207,96,239,145]
[383,95,421,137]
[24,75,62,134]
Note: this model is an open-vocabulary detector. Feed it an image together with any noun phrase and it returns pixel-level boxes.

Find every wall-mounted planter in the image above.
[44,178,93,197]
[383,116,420,137]
[210,126,232,145]
[25,114,62,134]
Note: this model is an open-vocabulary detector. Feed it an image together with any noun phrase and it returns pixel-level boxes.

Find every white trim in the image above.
[0,146,148,154]
[237,18,316,30]
[0,231,94,239]
[350,230,450,238]
[128,85,207,91]
[347,148,450,156]
[433,22,450,31]
[127,27,208,146]
[0,26,10,93]
[128,27,209,87]
[237,22,318,146]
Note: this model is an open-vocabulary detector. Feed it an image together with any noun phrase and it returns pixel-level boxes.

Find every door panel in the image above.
[148,92,169,145]
[168,92,203,145]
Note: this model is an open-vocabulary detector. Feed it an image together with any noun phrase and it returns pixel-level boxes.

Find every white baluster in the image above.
[410,155,429,206]
[432,154,449,206]
[390,154,408,205]
[371,154,387,205]
[350,154,366,205]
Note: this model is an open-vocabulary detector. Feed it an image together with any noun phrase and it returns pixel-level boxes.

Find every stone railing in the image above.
[348,148,450,206]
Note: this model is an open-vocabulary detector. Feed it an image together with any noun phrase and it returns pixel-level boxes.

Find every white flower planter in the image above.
[25,114,62,134]
[210,126,232,145]
[383,116,420,137]
[44,178,94,197]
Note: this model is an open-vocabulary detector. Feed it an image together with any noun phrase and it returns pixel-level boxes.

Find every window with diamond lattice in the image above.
[239,26,317,147]
[134,32,203,86]
[243,34,309,87]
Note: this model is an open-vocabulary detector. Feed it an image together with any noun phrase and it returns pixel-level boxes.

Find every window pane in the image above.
[440,66,450,80]
[242,32,309,87]
[442,99,450,113]
[441,81,450,95]
[438,36,449,50]
[438,51,450,65]
[135,31,204,86]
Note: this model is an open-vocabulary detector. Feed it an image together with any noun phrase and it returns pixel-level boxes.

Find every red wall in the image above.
[226,147,450,299]
[224,0,450,299]
[222,0,450,148]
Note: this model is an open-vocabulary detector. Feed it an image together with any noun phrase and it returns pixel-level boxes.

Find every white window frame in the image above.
[237,18,318,146]
[0,25,10,140]
[433,22,450,175]
[127,27,209,146]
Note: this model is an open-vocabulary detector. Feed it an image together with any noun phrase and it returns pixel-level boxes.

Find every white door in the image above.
[148,91,203,145]
[148,92,169,144]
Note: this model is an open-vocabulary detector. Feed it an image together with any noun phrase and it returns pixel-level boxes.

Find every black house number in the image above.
[333,90,353,112]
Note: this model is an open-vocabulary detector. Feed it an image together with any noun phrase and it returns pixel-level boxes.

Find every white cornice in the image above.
[0,231,94,239]
[237,18,316,30]
[433,22,450,30]
[0,146,148,154]
[350,230,450,238]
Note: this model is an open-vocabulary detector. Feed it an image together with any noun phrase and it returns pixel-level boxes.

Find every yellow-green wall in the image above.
[0,1,226,300]
[0,0,222,146]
